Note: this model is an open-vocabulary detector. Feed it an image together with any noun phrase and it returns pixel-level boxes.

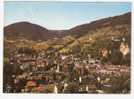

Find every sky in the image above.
[4,2,131,30]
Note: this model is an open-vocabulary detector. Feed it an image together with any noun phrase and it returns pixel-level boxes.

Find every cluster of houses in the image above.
[4,46,130,93]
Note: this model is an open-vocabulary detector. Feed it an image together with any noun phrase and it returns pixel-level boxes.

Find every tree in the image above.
[109,49,123,65]
[107,75,130,93]
[64,82,79,93]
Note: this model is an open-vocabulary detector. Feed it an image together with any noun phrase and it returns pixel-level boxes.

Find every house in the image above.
[100,48,108,58]
[120,42,130,56]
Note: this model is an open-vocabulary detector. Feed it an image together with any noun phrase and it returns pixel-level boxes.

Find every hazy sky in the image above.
[4,2,131,30]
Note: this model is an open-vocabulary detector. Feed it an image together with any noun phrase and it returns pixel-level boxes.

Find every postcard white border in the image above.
[0,0,134,99]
